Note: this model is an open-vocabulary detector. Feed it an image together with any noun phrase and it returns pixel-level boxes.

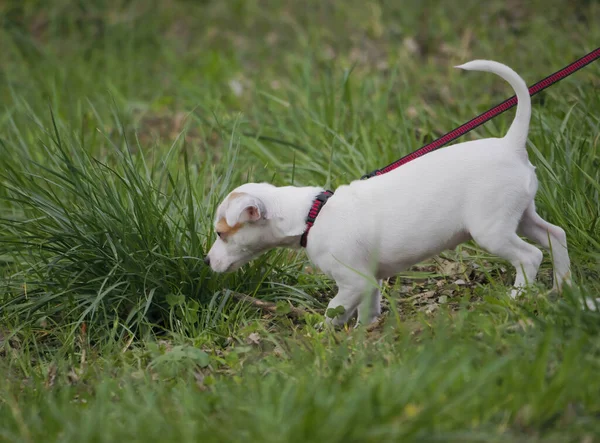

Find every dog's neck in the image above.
[266,185,325,247]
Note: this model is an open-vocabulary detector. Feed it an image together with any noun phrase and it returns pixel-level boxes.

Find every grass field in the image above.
[1,0,600,441]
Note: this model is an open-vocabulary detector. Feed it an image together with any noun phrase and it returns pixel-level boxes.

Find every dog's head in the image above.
[205,183,283,272]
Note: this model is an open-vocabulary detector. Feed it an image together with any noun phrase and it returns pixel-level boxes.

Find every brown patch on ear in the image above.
[216,217,243,237]
[227,192,246,201]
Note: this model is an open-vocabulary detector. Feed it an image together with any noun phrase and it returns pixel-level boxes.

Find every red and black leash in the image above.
[301,47,600,247]
[362,47,600,179]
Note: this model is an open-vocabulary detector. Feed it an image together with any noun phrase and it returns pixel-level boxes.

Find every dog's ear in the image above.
[224,193,266,227]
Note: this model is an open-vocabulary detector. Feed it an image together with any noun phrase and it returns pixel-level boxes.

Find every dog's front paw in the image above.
[315,308,348,330]
[314,317,341,331]
[510,285,529,299]
[323,305,348,328]
[314,321,326,331]
[354,314,381,329]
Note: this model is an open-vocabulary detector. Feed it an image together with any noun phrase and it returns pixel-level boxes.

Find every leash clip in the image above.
[361,170,379,180]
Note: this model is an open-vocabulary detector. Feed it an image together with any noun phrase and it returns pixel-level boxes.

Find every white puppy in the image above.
[205,60,571,326]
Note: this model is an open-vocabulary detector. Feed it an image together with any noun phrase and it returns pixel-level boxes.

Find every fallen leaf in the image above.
[425,304,438,314]
[440,259,467,277]
[67,369,79,384]
[403,37,419,54]
[246,332,261,345]
[45,363,57,388]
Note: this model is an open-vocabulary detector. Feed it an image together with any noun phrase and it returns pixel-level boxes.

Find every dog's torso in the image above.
[307,137,537,281]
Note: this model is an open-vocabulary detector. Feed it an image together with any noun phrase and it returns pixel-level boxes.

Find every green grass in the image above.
[1,0,600,441]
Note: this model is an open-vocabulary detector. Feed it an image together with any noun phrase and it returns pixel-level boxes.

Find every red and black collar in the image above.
[300,190,334,248]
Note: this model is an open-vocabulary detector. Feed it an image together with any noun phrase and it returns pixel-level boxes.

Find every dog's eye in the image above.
[216,231,223,239]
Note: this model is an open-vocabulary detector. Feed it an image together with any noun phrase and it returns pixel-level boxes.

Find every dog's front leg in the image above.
[325,280,374,327]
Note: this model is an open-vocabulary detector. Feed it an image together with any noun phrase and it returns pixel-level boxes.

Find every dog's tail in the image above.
[455,60,531,150]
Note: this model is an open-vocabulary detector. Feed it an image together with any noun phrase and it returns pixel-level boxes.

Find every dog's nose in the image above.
[204,256,210,266]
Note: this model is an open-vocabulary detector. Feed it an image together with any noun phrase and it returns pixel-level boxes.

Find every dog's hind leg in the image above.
[472,228,543,298]
[518,203,571,291]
